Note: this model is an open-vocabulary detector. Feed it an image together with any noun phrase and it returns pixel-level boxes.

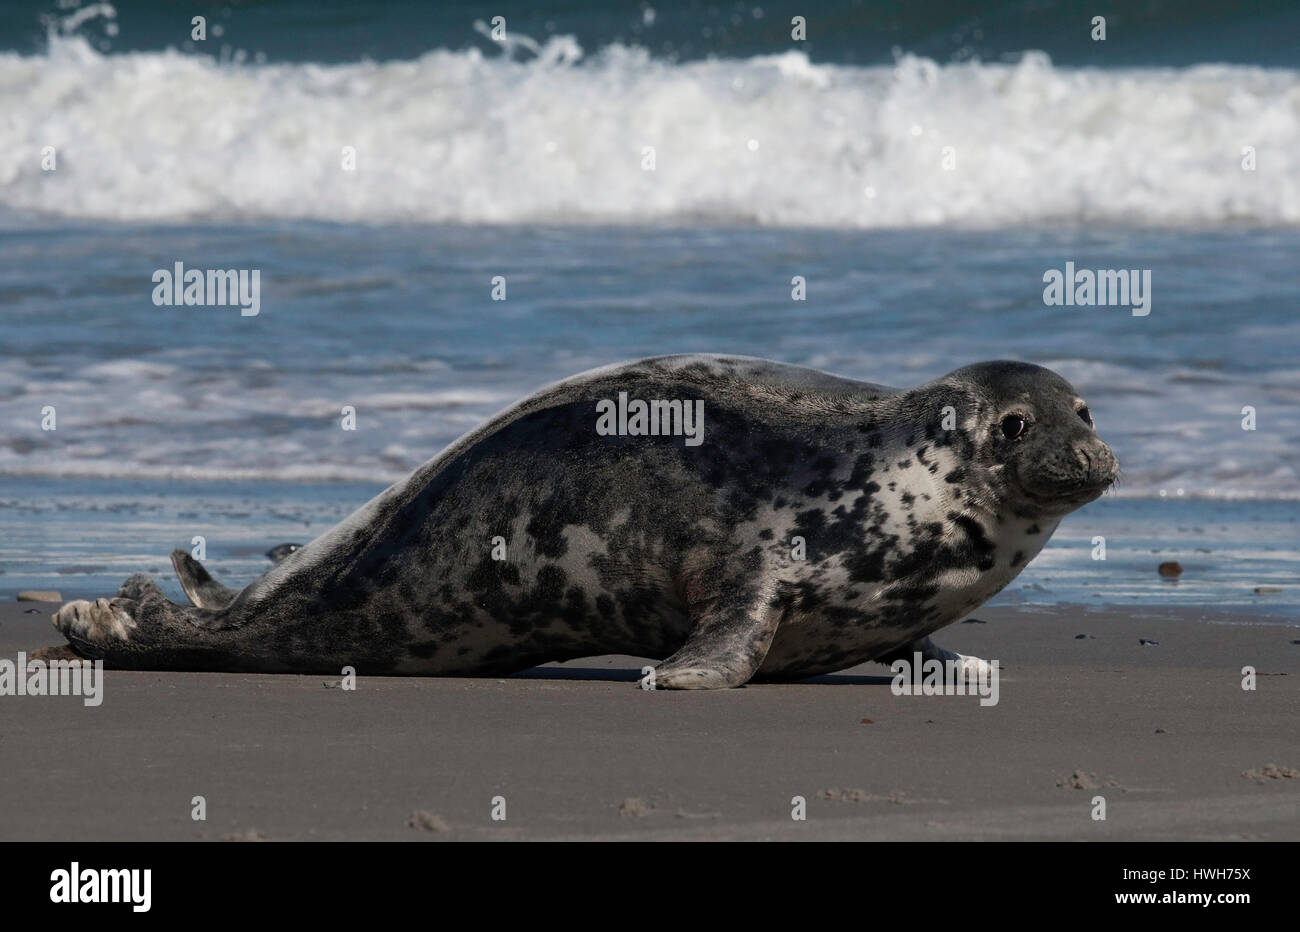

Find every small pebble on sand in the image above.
[408,810,450,832]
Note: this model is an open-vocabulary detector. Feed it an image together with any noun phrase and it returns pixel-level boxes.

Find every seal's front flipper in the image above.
[653,598,779,690]
[878,635,992,683]
[171,550,241,611]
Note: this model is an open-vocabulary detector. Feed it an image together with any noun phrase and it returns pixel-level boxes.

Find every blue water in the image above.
[0,2,1297,619]
[4,225,1296,496]
[4,0,1298,67]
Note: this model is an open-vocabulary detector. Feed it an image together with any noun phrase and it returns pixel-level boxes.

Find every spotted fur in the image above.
[45,355,1118,689]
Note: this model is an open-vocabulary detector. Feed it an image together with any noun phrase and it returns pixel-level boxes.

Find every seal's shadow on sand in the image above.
[512,666,894,685]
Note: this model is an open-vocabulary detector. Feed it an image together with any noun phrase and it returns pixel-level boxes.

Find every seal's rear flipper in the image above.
[171,550,240,610]
[265,543,303,564]
[51,591,240,671]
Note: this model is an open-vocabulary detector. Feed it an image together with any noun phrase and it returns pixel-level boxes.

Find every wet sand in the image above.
[0,601,1296,840]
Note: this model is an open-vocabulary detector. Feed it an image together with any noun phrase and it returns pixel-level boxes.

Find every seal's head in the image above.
[944,361,1119,517]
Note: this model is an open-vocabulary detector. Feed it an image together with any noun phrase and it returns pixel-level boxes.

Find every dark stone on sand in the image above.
[1139,638,1160,646]
[1158,562,1183,577]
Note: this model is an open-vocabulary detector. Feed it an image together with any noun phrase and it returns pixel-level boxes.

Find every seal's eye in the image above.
[1001,414,1027,440]
[1077,405,1093,427]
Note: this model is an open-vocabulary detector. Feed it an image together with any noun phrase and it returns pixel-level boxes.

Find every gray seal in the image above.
[41,355,1118,689]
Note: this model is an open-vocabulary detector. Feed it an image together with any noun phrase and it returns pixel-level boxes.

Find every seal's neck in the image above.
[986,513,1061,579]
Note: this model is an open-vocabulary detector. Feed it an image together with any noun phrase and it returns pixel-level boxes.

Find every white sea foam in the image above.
[4,36,1298,227]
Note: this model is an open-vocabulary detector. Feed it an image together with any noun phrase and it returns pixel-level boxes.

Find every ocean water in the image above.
[0,1,1297,620]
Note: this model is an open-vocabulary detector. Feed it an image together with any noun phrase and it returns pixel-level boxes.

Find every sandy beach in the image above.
[1,600,1295,841]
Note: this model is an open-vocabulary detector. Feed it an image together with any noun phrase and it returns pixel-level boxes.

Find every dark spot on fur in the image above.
[950,513,997,572]
[409,640,439,659]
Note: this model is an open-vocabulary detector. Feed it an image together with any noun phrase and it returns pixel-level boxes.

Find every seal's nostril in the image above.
[1086,445,1119,484]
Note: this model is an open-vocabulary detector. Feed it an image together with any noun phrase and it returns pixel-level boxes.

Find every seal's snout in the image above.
[1016,428,1119,509]
[1079,440,1119,490]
